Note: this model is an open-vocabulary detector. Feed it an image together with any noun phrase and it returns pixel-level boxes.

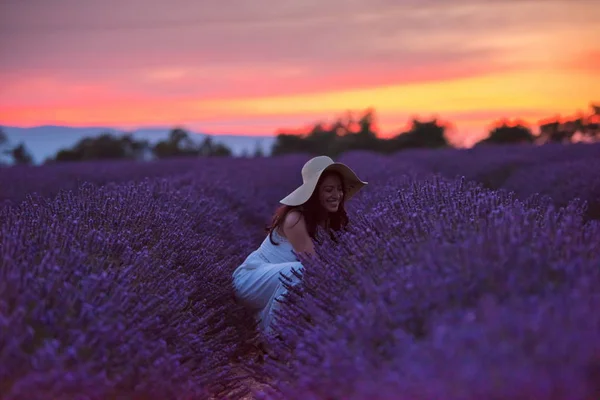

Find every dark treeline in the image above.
[273,109,447,158]
[1,103,598,166]
[50,127,232,164]
[0,127,233,166]
[272,104,600,157]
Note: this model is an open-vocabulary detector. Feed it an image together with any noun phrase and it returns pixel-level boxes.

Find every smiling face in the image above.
[318,172,344,213]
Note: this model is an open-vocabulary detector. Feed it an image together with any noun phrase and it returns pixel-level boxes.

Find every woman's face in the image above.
[318,173,344,213]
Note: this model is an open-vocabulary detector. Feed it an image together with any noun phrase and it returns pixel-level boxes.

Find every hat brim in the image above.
[279,162,368,206]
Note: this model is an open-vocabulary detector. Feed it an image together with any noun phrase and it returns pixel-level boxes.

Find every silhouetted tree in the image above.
[305,123,340,157]
[339,109,379,153]
[272,110,451,156]
[198,136,232,157]
[171,128,199,154]
[576,103,599,140]
[0,128,35,165]
[152,141,177,159]
[252,141,265,157]
[41,103,600,165]
[272,109,380,157]
[153,127,201,158]
[0,128,6,147]
[388,118,449,151]
[356,109,378,137]
[10,143,34,165]
[538,104,600,144]
[53,132,149,162]
[272,133,314,156]
[588,104,600,139]
[121,133,151,160]
[476,122,535,146]
[0,128,11,165]
[539,120,572,143]
[151,128,231,158]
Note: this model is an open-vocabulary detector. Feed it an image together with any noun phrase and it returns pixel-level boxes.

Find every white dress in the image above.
[232,229,305,335]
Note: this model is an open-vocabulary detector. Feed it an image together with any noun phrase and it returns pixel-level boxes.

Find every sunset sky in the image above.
[1,0,599,146]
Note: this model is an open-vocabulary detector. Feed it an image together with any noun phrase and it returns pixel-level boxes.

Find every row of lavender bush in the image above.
[0,153,338,399]
[401,142,600,219]
[2,143,600,220]
[1,144,599,399]
[1,172,265,399]
[257,176,600,399]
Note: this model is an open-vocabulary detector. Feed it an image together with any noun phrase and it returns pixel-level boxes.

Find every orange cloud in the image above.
[563,50,600,73]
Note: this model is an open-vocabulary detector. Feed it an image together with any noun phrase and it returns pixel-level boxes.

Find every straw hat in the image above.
[280,155,368,206]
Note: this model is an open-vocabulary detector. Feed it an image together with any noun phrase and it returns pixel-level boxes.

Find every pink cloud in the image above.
[0,55,516,109]
[1,0,598,142]
[2,0,595,75]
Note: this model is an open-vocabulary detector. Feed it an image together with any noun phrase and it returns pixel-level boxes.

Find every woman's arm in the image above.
[282,210,316,256]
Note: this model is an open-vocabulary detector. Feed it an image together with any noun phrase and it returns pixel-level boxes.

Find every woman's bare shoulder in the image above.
[283,209,303,226]
[279,209,306,238]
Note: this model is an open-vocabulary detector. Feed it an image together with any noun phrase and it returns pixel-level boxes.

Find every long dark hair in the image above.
[266,170,349,245]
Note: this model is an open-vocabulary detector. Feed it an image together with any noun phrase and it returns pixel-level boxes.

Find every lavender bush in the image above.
[1,144,599,399]
[257,176,600,399]
[0,176,259,399]
[502,158,600,220]
[0,157,239,209]
[402,142,600,200]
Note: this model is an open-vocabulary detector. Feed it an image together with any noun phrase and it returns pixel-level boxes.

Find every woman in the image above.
[231,155,367,337]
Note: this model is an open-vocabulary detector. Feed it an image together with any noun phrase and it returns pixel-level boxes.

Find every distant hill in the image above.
[1,125,277,164]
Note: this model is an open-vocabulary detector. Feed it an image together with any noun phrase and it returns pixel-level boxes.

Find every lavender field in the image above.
[1,142,600,400]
